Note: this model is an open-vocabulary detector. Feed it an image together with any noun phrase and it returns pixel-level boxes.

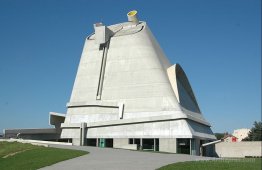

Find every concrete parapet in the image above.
[4,138,72,146]
[215,141,262,157]
[115,144,138,150]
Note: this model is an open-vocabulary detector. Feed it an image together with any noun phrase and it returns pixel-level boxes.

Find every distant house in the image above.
[222,134,238,142]
[232,128,250,141]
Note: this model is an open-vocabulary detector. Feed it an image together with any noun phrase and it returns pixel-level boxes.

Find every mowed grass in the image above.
[0,141,88,170]
[158,158,262,170]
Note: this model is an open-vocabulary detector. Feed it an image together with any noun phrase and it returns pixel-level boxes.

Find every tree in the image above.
[243,121,262,141]
[214,132,228,140]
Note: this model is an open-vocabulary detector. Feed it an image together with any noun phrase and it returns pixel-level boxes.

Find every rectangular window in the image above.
[134,138,140,145]
[177,138,190,154]
[129,138,133,144]
[86,138,97,146]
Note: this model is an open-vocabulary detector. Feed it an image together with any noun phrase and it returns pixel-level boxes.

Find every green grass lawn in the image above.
[157,158,262,170]
[0,141,88,170]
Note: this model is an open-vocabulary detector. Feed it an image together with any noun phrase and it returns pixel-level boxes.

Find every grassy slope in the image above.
[0,142,88,170]
[158,159,262,170]
[0,141,39,157]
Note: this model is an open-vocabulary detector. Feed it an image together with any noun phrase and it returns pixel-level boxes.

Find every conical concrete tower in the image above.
[60,11,216,155]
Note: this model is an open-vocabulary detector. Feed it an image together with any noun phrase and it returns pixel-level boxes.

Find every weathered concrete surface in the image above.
[113,138,138,150]
[61,18,216,143]
[2,138,72,146]
[215,141,262,158]
[159,138,177,153]
[40,145,217,170]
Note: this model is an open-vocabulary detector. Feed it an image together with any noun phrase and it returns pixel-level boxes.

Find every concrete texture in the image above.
[54,11,216,155]
[113,138,129,148]
[61,14,214,135]
[40,144,217,170]
[1,138,72,146]
[215,141,262,157]
[159,138,177,153]
[63,21,207,121]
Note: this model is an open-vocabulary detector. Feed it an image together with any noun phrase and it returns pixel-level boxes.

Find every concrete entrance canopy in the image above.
[3,113,65,141]
[59,10,216,155]
[49,112,66,128]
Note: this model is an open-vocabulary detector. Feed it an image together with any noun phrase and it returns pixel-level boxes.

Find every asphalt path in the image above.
[40,145,216,170]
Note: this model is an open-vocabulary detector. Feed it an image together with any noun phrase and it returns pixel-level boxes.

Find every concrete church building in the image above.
[55,10,216,155]
[4,10,216,156]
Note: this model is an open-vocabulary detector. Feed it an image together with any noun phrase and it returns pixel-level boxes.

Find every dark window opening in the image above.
[129,138,133,144]
[105,138,113,147]
[142,138,154,150]
[177,138,190,154]
[87,138,97,146]
[200,140,207,156]
[155,138,159,151]
[134,138,140,145]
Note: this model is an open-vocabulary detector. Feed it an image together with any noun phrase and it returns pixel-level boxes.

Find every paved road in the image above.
[40,145,216,170]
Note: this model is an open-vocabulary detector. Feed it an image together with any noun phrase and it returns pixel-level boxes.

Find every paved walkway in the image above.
[40,145,216,170]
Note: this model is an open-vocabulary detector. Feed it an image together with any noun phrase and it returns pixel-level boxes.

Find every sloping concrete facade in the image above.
[60,11,216,155]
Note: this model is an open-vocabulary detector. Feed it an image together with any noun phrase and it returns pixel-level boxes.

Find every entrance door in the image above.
[99,138,105,147]
[99,138,113,148]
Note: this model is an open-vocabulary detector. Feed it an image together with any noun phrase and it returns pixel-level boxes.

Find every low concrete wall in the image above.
[1,138,73,146]
[115,144,138,150]
[113,138,138,150]
[113,138,128,148]
[159,138,176,153]
[4,128,60,141]
[72,138,81,146]
[215,141,262,157]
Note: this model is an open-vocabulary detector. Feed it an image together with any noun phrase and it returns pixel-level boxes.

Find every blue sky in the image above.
[0,0,261,134]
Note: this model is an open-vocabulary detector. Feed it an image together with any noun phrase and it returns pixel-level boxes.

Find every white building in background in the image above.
[232,128,250,141]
